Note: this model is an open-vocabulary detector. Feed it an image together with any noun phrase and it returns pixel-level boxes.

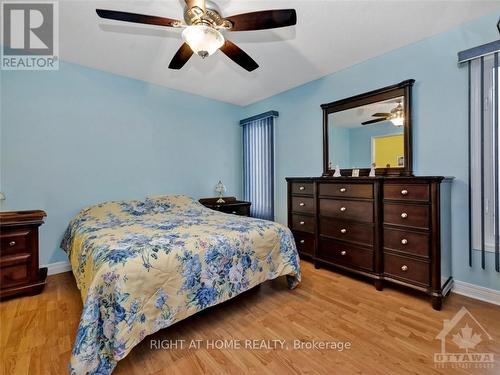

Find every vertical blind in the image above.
[460,40,500,271]
[241,112,277,220]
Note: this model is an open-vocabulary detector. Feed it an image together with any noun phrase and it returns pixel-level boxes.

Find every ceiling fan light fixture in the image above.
[390,102,404,127]
[95,6,297,71]
[391,117,404,127]
[182,25,224,58]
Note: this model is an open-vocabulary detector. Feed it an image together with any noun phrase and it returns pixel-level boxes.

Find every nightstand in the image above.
[0,210,47,299]
[199,197,251,217]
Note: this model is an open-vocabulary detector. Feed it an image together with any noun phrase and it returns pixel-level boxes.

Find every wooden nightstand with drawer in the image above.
[0,210,47,299]
[199,197,251,217]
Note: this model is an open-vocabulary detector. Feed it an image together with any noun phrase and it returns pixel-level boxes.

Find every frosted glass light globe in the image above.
[391,117,404,127]
[182,25,224,58]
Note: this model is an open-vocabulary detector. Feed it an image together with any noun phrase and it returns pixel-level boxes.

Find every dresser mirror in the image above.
[322,80,414,176]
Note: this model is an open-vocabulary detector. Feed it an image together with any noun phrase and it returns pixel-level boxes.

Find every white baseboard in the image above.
[452,280,500,306]
[43,260,71,276]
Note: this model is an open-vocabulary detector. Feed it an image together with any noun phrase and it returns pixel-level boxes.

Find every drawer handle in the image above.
[9,241,16,246]
[299,186,305,191]
[300,240,305,244]
[340,187,347,193]
[340,250,347,256]
[340,207,347,212]
[401,189,408,196]
[299,221,305,225]
[401,238,408,245]
[340,228,347,234]
[401,265,408,272]
[401,212,408,219]
[299,202,305,207]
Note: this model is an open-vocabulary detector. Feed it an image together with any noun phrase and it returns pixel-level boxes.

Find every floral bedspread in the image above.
[61,195,300,374]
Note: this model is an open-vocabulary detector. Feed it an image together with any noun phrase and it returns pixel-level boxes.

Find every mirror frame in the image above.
[321,79,414,177]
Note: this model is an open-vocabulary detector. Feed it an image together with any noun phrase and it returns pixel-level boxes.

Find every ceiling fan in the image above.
[96,0,297,72]
[361,101,404,127]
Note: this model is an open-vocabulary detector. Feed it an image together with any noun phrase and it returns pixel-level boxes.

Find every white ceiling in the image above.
[59,1,500,106]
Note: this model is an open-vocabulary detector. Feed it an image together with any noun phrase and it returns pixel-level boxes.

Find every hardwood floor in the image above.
[1,260,499,374]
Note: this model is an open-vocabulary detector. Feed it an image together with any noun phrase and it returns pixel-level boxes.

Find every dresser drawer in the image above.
[383,228,430,257]
[319,217,373,246]
[290,182,314,195]
[384,253,430,286]
[291,196,314,214]
[0,252,31,266]
[384,203,429,230]
[292,231,315,257]
[218,205,250,216]
[319,199,373,223]
[0,253,32,287]
[291,214,315,234]
[318,238,373,271]
[319,183,373,199]
[384,184,429,202]
[0,263,30,287]
[0,229,30,254]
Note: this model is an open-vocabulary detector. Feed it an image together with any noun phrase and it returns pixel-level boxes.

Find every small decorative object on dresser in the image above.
[0,210,47,299]
[215,180,227,204]
[369,163,376,177]
[199,197,251,217]
[333,165,341,177]
[287,177,453,310]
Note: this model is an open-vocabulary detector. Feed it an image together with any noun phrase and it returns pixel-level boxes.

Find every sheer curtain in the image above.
[242,113,277,220]
[460,41,500,271]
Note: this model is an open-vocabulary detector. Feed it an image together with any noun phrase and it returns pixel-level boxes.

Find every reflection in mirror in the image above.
[328,96,405,170]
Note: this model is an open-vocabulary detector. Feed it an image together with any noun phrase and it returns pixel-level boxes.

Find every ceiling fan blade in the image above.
[219,40,259,72]
[362,118,388,125]
[96,9,181,27]
[372,112,391,117]
[226,9,297,31]
[168,43,194,70]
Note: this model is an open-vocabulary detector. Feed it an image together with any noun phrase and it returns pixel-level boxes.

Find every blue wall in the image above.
[0,62,242,265]
[241,13,500,290]
[1,12,499,290]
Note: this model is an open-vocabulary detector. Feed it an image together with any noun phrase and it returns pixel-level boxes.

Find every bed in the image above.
[61,195,301,375]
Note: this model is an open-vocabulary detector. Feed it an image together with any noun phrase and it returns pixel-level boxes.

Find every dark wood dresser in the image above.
[199,197,251,217]
[287,176,453,310]
[0,210,47,299]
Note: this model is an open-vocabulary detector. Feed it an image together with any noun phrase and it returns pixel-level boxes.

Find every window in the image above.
[463,42,500,271]
[241,112,277,220]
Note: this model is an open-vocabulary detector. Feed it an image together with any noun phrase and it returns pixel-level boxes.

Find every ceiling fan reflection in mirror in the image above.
[96,0,297,72]
[361,101,405,127]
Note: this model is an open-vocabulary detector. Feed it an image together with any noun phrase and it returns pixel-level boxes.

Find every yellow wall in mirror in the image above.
[372,134,404,168]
